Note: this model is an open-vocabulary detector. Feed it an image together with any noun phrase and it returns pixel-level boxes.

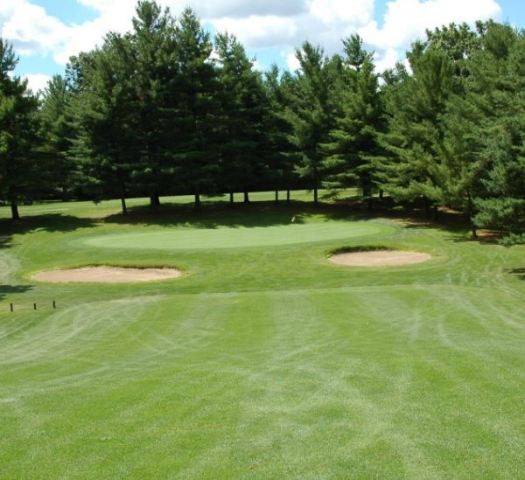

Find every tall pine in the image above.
[284,43,337,203]
[379,43,455,218]
[40,75,77,200]
[175,8,219,208]
[323,35,384,203]
[0,39,41,220]
[215,33,267,204]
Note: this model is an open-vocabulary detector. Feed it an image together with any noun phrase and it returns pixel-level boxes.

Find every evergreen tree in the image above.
[323,35,384,203]
[424,23,487,234]
[130,0,179,208]
[379,43,455,218]
[40,75,77,199]
[0,39,41,220]
[175,8,219,208]
[424,22,484,79]
[263,66,296,203]
[284,42,337,203]
[465,24,525,238]
[215,32,267,204]
[70,33,138,214]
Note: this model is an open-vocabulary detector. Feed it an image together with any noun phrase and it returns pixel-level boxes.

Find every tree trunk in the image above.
[286,189,291,204]
[379,189,384,200]
[229,192,234,205]
[244,190,250,204]
[313,167,319,204]
[362,182,372,200]
[424,197,431,219]
[10,201,20,221]
[433,205,439,221]
[121,197,128,216]
[275,190,279,203]
[471,220,478,239]
[195,191,201,209]
[467,191,477,239]
[150,194,160,209]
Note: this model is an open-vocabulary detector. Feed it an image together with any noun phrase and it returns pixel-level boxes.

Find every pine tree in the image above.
[215,32,267,204]
[69,33,138,214]
[424,22,484,79]
[466,24,525,239]
[0,39,41,220]
[423,23,487,234]
[262,66,296,203]
[130,0,179,208]
[323,35,384,204]
[175,8,219,208]
[284,42,337,203]
[379,43,455,218]
[40,75,77,200]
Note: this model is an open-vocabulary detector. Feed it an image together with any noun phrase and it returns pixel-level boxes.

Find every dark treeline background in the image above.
[1,1,524,242]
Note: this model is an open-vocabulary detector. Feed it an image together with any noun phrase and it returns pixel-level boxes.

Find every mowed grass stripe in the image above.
[1,202,525,478]
[1,288,525,478]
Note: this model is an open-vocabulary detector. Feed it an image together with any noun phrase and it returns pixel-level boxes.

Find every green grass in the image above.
[1,194,525,479]
[82,222,388,250]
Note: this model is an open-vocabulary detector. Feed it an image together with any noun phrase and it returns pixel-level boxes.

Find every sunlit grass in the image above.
[0,194,524,479]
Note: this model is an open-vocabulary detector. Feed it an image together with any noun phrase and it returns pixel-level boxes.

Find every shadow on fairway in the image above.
[0,235,11,249]
[0,284,33,303]
[508,268,525,280]
[334,196,479,243]
[103,201,369,229]
[0,214,96,237]
[387,208,481,244]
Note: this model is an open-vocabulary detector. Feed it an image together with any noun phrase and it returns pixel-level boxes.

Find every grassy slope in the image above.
[1,193,524,479]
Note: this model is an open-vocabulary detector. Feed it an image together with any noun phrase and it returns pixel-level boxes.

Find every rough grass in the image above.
[1,192,525,479]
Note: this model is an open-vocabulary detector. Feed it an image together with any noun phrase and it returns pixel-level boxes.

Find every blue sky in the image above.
[0,0,522,91]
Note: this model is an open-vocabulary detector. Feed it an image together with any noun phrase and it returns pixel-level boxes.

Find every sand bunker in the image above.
[330,250,431,267]
[33,266,182,284]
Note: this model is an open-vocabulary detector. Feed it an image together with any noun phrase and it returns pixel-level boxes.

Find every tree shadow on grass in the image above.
[0,214,97,237]
[103,200,370,229]
[367,202,481,244]
[508,268,525,280]
[0,284,33,303]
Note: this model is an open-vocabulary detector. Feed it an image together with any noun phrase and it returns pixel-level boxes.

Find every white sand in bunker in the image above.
[330,250,432,267]
[33,266,182,284]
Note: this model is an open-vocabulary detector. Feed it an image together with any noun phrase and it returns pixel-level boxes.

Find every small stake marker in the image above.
[34,303,37,311]
[53,300,56,309]
[10,303,13,313]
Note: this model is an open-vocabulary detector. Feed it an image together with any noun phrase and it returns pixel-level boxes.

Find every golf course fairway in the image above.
[1,197,524,479]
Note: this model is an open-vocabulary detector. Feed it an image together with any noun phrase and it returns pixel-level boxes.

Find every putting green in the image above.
[83,221,390,250]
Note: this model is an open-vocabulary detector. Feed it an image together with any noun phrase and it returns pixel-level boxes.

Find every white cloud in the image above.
[374,48,400,72]
[0,0,505,77]
[212,15,299,49]
[308,0,373,25]
[252,59,265,72]
[285,51,301,71]
[0,0,69,56]
[79,0,307,18]
[360,0,502,52]
[23,73,51,93]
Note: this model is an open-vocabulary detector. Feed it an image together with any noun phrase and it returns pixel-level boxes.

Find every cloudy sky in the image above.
[1,0,523,92]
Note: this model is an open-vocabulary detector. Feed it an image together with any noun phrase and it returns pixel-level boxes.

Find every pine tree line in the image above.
[1,1,524,241]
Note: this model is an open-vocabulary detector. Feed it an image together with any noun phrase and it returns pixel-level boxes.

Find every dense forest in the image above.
[0,1,524,242]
